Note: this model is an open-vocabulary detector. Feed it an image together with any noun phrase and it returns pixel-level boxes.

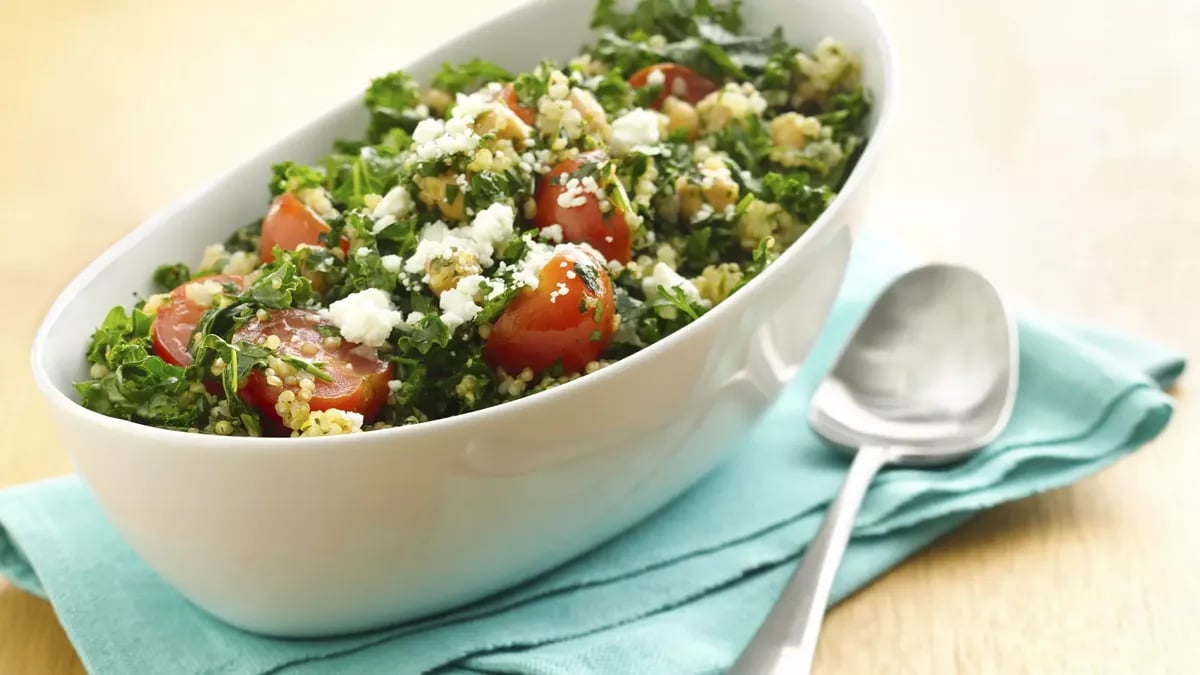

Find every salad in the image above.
[77,0,869,437]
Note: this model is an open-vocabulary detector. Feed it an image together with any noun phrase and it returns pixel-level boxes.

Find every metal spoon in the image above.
[729,263,1019,675]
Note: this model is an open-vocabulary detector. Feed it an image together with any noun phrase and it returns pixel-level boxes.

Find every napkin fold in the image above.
[0,236,1183,674]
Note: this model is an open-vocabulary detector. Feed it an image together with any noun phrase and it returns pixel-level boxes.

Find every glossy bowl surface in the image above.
[31,0,896,636]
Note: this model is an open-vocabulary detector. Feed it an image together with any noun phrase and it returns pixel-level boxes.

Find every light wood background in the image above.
[2,0,1197,672]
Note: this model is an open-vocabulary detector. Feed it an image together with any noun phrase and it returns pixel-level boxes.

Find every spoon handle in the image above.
[729,444,891,675]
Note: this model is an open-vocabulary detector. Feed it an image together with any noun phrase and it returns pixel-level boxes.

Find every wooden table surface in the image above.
[2,0,1197,672]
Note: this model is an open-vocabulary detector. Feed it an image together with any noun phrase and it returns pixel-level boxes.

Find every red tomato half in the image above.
[484,245,616,376]
[232,309,393,434]
[534,151,633,263]
[151,274,245,367]
[260,193,332,264]
[628,63,719,109]
[500,82,536,125]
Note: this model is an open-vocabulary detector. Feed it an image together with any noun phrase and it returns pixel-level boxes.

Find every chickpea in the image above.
[425,250,483,296]
[660,96,699,140]
[416,173,466,222]
[422,88,453,116]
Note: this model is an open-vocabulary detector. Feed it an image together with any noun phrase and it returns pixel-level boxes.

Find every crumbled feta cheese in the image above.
[470,202,516,244]
[380,254,402,274]
[646,67,666,87]
[356,246,371,258]
[548,281,570,304]
[610,108,664,155]
[411,90,494,162]
[320,288,405,347]
[439,275,487,329]
[539,224,564,243]
[373,215,398,234]
[642,262,707,306]
[557,177,588,208]
[387,379,404,393]
[403,203,516,275]
[373,184,414,219]
[513,238,557,290]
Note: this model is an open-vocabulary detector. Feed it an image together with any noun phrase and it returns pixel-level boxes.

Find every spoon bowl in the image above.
[810,264,1019,463]
[731,263,1019,675]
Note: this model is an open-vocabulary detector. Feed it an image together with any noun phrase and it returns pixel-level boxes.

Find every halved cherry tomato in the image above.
[534,151,633,263]
[260,193,332,264]
[233,309,393,434]
[484,245,616,376]
[628,63,719,109]
[499,82,536,126]
[151,274,245,367]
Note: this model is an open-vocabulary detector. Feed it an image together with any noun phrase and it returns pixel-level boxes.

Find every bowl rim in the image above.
[30,0,899,450]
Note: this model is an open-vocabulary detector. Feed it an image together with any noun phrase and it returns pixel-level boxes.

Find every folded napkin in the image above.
[0,236,1183,674]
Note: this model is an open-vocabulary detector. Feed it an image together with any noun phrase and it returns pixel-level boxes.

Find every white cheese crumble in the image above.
[380,254,403,274]
[410,90,494,162]
[539,224,564,243]
[373,184,414,220]
[373,215,398,234]
[610,108,664,155]
[438,275,506,329]
[643,262,707,306]
[511,237,558,290]
[320,288,405,348]
[557,176,588,208]
[548,281,570,304]
[403,203,516,275]
[646,67,666,87]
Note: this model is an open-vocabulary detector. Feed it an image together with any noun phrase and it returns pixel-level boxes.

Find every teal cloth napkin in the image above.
[0,237,1183,674]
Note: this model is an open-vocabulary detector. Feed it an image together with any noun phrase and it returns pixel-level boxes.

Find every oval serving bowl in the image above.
[31,0,896,637]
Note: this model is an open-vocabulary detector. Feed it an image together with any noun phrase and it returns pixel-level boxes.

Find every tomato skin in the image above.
[260,193,331,264]
[499,82,536,125]
[534,152,633,264]
[628,63,719,108]
[151,274,245,367]
[484,245,616,376]
[232,309,393,435]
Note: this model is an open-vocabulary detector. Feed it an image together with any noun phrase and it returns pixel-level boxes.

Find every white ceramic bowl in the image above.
[31,0,895,637]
